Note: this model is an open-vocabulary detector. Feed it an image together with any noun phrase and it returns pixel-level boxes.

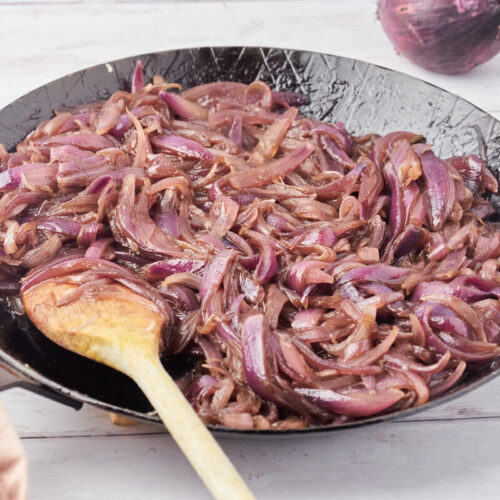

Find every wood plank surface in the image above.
[21,419,500,500]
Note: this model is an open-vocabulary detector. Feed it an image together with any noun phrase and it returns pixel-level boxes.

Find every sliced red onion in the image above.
[246,80,273,109]
[382,160,405,254]
[131,60,144,93]
[253,242,278,285]
[86,175,115,195]
[181,81,247,103]
[384,351,451,375]
[287,260,333,293]
[254,106,298,160]
[292,308,325,329]
[346,327,398,367]
[428,304,474,340]
[209,196,239,239]
[151,134,214,161]
[241,314,274,401]
[336,264,411,287]
[84,238,114,259]
[154,210,179,237]
[199,249,238,315]
[414,303,499,362]
[429,361,467,398]
[141,258,206,282]
[321,135,356,170]
[95,95,125,136]
[471,200,495,219]
[448,155,483,194]
[374,131,422,168]
[197,234,226,252]
[278,335,317,383]
[35,218,82,238]
[264,284,288,329]
[50,145,92,162]
[239,254,259,271]
[221,413,254,430]
[58,154,107,175]
[160,283,199,315]
[359,161,384,220]
[316,161,366,199]
[209,109,280,128]
[21,235,62,269]
[225,231,255,257]
[306,120,351,153]
[185,373,218,402]
[228,115,243,149]
[33,132,115,152]
[77,223,106,246]
[0,163,57,192]
[291,225,337,248]
[160,91,208,120]
[420,294,487,342]
[229,144,313,189]
[107,106,146,139]
[203,289,241,350]
[0,165,23,191]
[434,249,467,280]
[241,314,325,419]
[54,112,91,134]
[60,166,145,190]
[108,114,132,139]
[196,336,223,365]
[295,387,404,418]
[109,175,183,258]
[266,212,296,234]
[475,233,500,261]
[417,149,456,231]
[391,225,429,260]
[413,275,500,303]
[390,139,422,187]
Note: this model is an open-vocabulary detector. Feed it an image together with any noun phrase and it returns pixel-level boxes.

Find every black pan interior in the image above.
[1,47,500,434]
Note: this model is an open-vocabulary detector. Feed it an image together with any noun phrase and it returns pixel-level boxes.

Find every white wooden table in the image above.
[1,1,500,498]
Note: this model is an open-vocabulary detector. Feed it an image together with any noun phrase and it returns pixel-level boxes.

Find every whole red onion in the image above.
[378,0,500,74]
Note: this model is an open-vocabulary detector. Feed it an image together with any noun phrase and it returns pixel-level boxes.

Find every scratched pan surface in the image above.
[1,46,500,436]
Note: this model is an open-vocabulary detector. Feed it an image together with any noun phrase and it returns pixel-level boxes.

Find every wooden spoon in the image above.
[22,279,255,500]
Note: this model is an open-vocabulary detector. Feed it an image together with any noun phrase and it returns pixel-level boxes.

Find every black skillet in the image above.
[1,46,500,436]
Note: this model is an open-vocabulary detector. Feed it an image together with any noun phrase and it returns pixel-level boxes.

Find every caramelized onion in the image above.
[2,68,500,431]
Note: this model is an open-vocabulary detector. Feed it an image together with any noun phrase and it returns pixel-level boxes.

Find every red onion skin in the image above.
[378,0,500,74]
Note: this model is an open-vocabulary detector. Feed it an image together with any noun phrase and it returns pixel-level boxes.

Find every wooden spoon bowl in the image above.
[22,279,254,500]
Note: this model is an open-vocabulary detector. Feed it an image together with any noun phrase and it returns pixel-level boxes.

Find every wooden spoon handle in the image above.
[133,357,255,500]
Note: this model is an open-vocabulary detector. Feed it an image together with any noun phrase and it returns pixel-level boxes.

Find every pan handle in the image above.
[0,363,83,410]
